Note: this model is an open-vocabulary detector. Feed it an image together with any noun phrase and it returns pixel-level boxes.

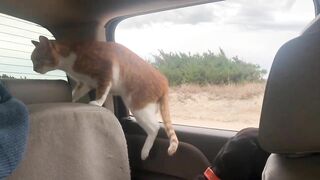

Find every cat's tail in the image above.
[159,92,179,156]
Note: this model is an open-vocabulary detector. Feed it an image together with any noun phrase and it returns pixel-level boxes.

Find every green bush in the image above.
[0,74,16,79]
[152,49,267,86]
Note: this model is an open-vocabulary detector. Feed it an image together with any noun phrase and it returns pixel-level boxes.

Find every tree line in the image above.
[151,49,267,86]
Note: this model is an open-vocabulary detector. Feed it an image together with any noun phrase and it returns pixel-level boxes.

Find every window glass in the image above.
[116,0,314,130]
[0,13,66,80]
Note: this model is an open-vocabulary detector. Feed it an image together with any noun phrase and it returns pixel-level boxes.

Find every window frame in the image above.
[106,0,317,127]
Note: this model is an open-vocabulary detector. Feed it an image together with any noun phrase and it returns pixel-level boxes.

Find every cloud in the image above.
[284,0,297,10]
[116,0,314,73]
[219,0,309,31]
[119,0,311,32]
[119,3,218,28]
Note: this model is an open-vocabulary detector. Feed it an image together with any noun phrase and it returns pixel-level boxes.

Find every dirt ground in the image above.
[168,83,266,131]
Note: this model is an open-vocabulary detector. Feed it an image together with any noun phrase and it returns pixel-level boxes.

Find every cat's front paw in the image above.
[89,101,101,106]
[141,151,149,161]
[141,147,151,160]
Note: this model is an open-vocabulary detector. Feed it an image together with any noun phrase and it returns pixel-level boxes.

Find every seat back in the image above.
[8,103,130,180]
[259,16,320,180]
[1,79,129,179]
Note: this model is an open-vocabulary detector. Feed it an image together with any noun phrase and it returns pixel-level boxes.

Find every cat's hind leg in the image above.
[89,83,111,106]
[132,103,160,160]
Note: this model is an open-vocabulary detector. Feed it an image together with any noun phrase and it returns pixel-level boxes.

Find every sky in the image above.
[116,0,315,74]
[0,0,315,79]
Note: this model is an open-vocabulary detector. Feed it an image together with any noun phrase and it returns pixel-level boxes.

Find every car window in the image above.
[0,13,66,80]
[116,0,314,130]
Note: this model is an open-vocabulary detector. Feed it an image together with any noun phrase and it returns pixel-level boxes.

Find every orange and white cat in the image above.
[31,36,178,160]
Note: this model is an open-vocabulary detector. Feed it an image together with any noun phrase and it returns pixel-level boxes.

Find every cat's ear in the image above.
[39,36,50,46]
[38,35,51,50]
[31,40,40,47]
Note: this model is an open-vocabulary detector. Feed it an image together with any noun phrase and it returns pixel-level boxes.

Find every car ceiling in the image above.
[0,0,222,27]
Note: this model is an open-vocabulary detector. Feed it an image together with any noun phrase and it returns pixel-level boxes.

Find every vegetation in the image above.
[152,49,267,86]
[0,74,16,79]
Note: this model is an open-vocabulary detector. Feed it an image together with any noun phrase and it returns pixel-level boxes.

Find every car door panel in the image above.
[121,119,236,179]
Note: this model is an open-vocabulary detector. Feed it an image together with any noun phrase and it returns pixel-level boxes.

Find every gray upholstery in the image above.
[8,103,130,180]
[262,154,320,180]
[260,16,320,180]
[1,79,116,111]
[302,14,320,35]
[259,32,320,154]
[1,79,72,104]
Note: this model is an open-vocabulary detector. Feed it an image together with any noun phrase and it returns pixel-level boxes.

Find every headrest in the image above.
[302,14,320,35]
[259,32,320,154]
[1,79,72,104]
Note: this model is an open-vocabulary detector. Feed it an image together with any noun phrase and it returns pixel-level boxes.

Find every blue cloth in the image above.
[0,82,29,179]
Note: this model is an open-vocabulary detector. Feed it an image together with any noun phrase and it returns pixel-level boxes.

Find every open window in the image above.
[115,0,315,130]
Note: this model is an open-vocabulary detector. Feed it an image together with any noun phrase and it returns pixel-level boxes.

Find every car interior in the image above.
[0,0,320,180]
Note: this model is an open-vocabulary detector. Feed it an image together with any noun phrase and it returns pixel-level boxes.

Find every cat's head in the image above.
[31,36,60,74]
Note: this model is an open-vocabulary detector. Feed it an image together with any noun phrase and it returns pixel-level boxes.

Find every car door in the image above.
[105,1,316,179]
